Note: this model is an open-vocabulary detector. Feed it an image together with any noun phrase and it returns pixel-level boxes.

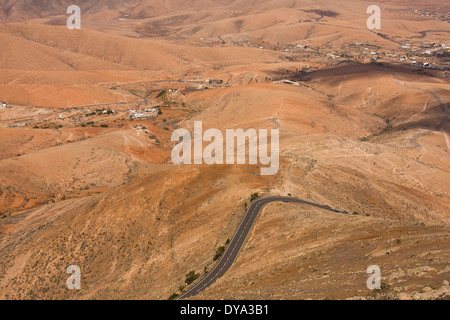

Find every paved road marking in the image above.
[179,197,343,299]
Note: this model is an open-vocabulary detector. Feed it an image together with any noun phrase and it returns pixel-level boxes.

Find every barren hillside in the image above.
[0,0,448,300]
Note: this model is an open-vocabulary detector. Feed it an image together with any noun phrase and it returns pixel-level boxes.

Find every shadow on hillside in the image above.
[389,102,450,134]
[268,61,446,83]
[267,61,450,134]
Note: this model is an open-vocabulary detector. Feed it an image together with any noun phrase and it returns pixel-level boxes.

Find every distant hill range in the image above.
[0,0,141,20]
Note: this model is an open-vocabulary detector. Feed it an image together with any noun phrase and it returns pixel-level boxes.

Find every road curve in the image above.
[179,196,345,299]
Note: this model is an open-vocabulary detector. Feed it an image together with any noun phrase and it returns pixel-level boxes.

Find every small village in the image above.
[226,35,450,71]
[1,27,449,131]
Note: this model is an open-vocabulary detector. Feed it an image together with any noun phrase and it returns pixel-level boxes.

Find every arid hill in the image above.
[0,0,448,300]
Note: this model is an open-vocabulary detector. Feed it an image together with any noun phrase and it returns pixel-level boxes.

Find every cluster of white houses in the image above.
[129,108,160,119]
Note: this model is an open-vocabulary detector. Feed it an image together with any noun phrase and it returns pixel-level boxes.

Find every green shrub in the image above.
[250,193,260,202]
[168,293,179,300]
[185,271,199,285]
[214,246,225,261]
[156,90,166,99]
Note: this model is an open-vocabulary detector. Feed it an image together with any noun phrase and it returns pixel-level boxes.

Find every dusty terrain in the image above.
[0,0,449,300]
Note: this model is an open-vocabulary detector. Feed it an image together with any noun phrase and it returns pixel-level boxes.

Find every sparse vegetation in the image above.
[185,271,199,285]
[250,193,260,202]
[168,293,179,300]
[214,246,225,261]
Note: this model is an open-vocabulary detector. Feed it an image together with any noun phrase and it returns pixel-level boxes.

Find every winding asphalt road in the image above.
[179,196,345,299]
